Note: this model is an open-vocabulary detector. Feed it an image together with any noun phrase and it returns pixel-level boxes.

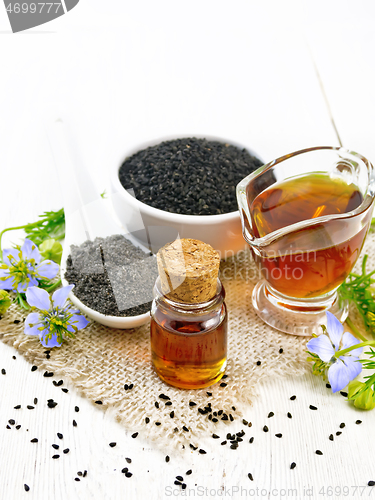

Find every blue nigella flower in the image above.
[25,285,89,347]
[307,312,363,393]
[0,238,59,293]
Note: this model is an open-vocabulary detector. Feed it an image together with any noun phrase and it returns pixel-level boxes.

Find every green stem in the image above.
[346,317,368,342]
[0,225,27,261]
[16,292,30,310]
[335,340,375,358]
[42,279,61,293]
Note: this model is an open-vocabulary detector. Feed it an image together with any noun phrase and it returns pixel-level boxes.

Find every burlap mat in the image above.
[1,233,374,449]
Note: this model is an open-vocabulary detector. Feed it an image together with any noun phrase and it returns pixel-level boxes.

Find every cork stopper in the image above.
[157,238,220,303]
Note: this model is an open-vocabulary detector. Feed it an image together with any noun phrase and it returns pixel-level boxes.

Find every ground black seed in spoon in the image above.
[118,138,263,216]
[65,235,158,317]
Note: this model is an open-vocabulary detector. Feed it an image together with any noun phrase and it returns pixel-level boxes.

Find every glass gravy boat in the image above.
[237,146,375,336]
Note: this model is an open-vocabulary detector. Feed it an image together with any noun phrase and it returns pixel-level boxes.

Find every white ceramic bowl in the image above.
[110,135,262,258]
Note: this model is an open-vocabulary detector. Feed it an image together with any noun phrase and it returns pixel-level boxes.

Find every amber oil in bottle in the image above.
[150,238,227,389]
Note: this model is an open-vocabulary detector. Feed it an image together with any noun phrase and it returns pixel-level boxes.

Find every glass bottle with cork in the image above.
[150,238,227,389]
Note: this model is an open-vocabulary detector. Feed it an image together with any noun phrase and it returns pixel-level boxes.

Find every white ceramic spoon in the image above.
[47,119,153,329]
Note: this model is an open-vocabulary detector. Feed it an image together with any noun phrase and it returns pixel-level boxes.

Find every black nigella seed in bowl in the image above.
[118,138,263,216]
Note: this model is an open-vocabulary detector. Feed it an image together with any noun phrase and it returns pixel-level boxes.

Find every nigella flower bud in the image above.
[348,381,375,410]
[0,290,11,315]
[39,239,63,264]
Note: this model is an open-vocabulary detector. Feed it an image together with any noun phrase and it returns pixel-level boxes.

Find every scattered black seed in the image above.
[30,438,38,443]
[221,441,227,445]
[119,138,262,216]
[220,383,227,388]
[208,414,213,421]
[24,484,30,492]
[174,481,182,486]
[232,406,236,411]
[309,405,317,410]
[221,414,228,421]
[125,472,132,478]
[290,395,296,400]
[125,458,131,464]
[14,319,21,324]
[132,432,138,438]
[95,401,103,405]
[183,426,189,432]
[230,444,238,450]
[26,405,35,410]
[340,422,345,429]
[75,406,79,412]
[290,462,296,469]
[268,412,274,418]
[174,428,178,432]
[316,450,323,455]
[170,411,174,418]
[73,420,77,427]
[9,419,15,425]
[122,468,128,474]
[182,483,187,490]
[248,422,252,427]
[188,402,197,408]
[336,431,342,436]
[159,394,170,400]
[31,366,37,372]
[176,476,183,481]
[249,437,254,443]
[279,348,283,354]
[52,455,60,459]
[43,371,53,377]
[248,473,253,481]
[287,412,292,419]
[1,368,6,375]
[212,418,218,423]
[186,470,192,475]
[12,356,16,359]
[275,434,282,438]
[124,384,128,390]
[83,470,87,477]
[109,442,116,448]
[368,481,375,486]
[61,388,68,393]
[14,405,21,409]
[16,425,21,430]
[199,449,206,454]
[53,380,63,387]
[263,426,269,432]
[340,391,348,397]
[242,419,248,425]
[77,472,82,476]
[52,444,59,450]
[6,425,10,429]
[256,361,261,366]
[155,402,159,409]
[212,434,220,439]
[155,422,161,426]
[165,456,170,463]
[47,401,58,409]
[206,392,212,396]
[63,449,69,454]
[326,383,331,389]
[145,417,150,424]
[329,434,334,441]
[229,414,234,422]
[356,420,362,425]
[165,401,172,406]
[190,444,198,450]
[75,478,80,482]
[57,433,63,439]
